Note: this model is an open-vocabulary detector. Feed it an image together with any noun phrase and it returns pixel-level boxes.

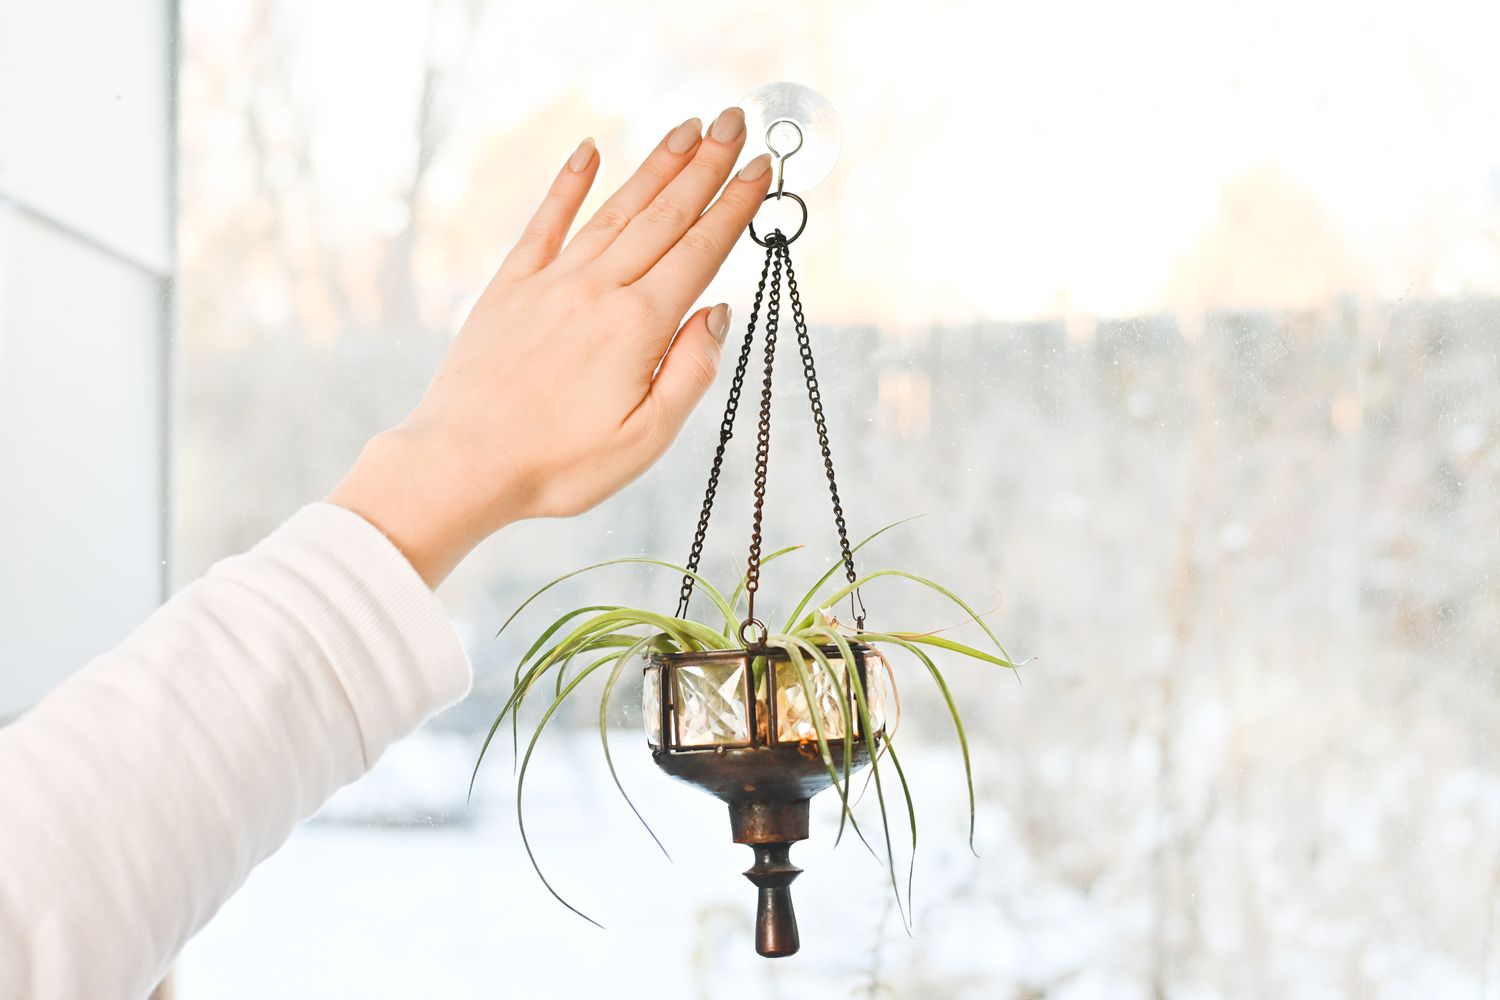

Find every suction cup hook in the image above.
[765,118,803,200]
[741,82,839,245]
[740,81,841,196]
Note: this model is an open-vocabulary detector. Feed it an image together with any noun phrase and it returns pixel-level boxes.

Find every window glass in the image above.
[175,1,1500,996]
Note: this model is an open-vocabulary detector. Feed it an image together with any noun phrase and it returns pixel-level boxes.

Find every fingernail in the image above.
[737,153,770,181]
[667,117,702,154]
[708,303,732,344]
[567,136,596,172]
[709,106,745,143]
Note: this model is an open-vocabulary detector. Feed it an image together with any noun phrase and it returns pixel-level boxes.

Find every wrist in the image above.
[328,427,520,588]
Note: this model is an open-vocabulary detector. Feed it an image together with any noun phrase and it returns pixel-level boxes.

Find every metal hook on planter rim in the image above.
[739,616,769,649]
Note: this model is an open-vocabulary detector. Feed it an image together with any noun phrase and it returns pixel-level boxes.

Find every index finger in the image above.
[556,117,703,267]
[634,153,773,317]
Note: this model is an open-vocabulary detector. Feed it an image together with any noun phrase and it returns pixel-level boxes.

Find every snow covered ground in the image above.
[174,723,1496,999]
[175,726,1128,999]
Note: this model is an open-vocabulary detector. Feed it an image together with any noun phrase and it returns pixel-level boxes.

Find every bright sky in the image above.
[187,0,1500,324]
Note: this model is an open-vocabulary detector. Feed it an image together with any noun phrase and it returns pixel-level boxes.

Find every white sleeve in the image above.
[0,503,472,1000]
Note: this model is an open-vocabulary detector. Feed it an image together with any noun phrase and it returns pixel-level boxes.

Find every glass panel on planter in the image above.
[642,662,663,748]
[775,655,850,743]
[752,655,771,744]
[860,647,889,736]
[672,659,750,748]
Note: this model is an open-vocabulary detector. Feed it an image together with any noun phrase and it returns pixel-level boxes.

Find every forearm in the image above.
[0,503,469,999]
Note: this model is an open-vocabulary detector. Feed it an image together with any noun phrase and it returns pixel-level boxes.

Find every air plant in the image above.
[471,516,1019,938]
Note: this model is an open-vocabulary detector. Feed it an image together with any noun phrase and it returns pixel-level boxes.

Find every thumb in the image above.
[645,302,732,433]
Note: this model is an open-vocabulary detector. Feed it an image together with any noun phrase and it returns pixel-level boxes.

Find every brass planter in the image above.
[644,643,885,956]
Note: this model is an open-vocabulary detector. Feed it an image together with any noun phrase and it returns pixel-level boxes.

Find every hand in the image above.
[329,107,773,587]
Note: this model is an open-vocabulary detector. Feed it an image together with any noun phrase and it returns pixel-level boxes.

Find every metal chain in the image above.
[674,241,779,619]
[742,234,786,635]
[780,242,866,629]
[674,219,868,640]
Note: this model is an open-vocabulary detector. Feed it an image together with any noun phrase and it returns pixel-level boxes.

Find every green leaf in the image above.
[515,606,621,684]
[725,544,804,636]
[522,609,721,699]
[508,618,640,764]
[879,632,1017,670]
[556,635,638,697]
[490,618,676,786]
[782,515,926,632]
[517,609,718,756]
[793,626,858,849]
[498,557,739,638]
[768,636,873,858]
[859,630,979,855]
[598,634,671,859]
[515,655,618,928]
[483,606,723,789]
[791,636,908,932]
[791,568,1010,664]
[510,608,619,754]
[881,732,919,916]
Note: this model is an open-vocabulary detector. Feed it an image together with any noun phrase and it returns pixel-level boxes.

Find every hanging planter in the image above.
[473,87,1019,958]
[646,641,885,956]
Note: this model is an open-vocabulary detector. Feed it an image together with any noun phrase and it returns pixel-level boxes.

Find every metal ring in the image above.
[748,191,807,247]
[738,617,769,648]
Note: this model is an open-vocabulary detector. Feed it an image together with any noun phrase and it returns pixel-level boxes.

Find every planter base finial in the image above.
[745,842,802,957]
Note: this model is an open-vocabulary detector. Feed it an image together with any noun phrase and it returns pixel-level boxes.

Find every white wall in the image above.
[0,0,174,716]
